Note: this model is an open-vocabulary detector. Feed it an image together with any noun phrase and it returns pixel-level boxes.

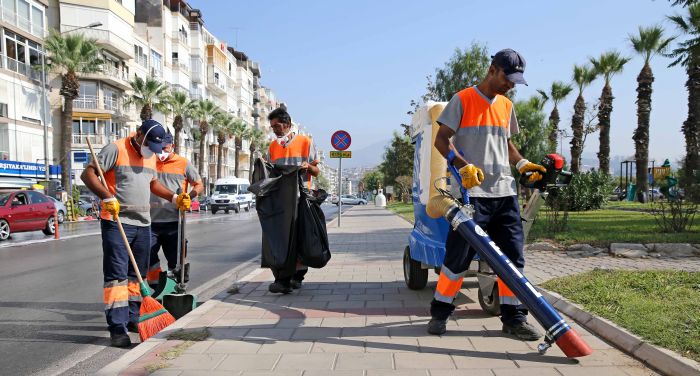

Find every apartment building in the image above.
[0,0,59,187]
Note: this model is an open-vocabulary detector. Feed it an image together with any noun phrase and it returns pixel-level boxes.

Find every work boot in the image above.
[268,282,292,294]
[110,332,132,348]
[290,279,302,289]
[502,321,542,341]
[427,318,447,335]
[127,322,139,333]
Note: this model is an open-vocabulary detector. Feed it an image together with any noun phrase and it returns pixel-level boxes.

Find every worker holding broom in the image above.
[81,119,191,348]
[147,133,203,288]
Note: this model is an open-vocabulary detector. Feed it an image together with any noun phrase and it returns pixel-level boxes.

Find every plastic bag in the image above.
[296,187,331,268]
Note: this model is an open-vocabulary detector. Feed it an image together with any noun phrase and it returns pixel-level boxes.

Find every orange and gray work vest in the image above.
[436,86,520,198]
[150,153,200,223]
[268,133,319,188]
[97,137,157,226]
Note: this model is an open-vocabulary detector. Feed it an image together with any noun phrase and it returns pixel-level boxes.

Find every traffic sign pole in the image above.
[337,156,342,227]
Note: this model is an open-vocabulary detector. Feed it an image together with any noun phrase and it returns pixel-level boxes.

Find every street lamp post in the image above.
[60,22,103,34]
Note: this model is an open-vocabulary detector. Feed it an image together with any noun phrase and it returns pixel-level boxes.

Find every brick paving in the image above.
[113,205,699,376]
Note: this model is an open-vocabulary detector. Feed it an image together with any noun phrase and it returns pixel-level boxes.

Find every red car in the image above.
[0,190,57,240]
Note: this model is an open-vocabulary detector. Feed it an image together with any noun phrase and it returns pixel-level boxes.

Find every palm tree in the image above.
[125,75,169,121]
[630,26,674,202]
[538,82,574,154]
[590,51,631,175]
[163,91,192,154]
[190,99,219,179]
[229,119,248,177]
[212,112,233,181]
[570,64,598,173]
[668,3,700,190]
[246,128,266,181]
[44,31,103,189]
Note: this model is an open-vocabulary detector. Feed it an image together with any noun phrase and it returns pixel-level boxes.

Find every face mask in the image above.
[157,151,171,162]
[276,131,294,146]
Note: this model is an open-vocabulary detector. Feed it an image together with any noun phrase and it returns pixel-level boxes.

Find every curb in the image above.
[96,265,265,376]
[540,289,700,376]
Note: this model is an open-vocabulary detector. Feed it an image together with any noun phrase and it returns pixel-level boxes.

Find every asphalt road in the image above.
[0,203,347,376]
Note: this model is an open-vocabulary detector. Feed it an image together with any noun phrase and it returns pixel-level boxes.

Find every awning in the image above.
[72,112,112,120]
[0,177,36,189]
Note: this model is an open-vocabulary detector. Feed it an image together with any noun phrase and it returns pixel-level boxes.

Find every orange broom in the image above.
[86,138,176,341]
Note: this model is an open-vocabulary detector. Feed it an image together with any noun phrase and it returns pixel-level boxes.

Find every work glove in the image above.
[172,192,191,211]
[102,197,120,217]
[459,164,485,189]
[517,159,547,184]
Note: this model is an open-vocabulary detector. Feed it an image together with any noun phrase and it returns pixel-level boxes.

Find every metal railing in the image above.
[72,134,106,145]
[172,58,189,71]
[73,95,99,110]
[103,65,129,82]
[103,96,119,111]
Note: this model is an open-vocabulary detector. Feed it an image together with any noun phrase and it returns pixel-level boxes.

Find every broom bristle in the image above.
[137,296,176,341]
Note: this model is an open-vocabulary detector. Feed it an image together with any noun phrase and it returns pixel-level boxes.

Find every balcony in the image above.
[74,95,98,110]
[207,70,226,94]
[72,134,108,146]
[1,56,43,81]
[135,55,148,68]
[61,25,134,60]
[73,95,126,115]
[0,7,44,38]
[82,65,131,90]
[172,58,189,71]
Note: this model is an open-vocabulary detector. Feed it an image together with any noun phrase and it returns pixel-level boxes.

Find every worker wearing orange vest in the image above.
[429,49,547,341]
[266,106,320,294]
[81,120,191,348]
[147,133,204,288]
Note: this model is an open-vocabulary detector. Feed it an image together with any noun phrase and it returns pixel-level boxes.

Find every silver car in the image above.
[338,194,367,205]
[48,197,66,223]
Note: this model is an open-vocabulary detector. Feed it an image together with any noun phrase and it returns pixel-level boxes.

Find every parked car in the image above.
[77,199,97,217]
[648,188,664,200]
[189,199,201,212]
[337,194,367,205]
[210,178,253,214]
[48,197,66,223]
[0,190,57,240]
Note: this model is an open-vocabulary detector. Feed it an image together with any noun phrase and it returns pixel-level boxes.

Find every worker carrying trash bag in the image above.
[250,106,322,294]
[147,133,204,288]
[427,49,547,341]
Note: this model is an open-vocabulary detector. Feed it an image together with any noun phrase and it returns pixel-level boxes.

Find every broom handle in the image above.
[179,181,188,285]
[86,138,146,285]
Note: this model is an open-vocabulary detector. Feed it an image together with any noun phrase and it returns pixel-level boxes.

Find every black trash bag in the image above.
[297,185,331,268]
[249,158,301,271]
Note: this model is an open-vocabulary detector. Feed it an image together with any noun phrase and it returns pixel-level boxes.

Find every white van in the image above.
[210,177,254,214]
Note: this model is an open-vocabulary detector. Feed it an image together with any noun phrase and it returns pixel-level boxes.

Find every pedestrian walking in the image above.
[146,133,203,288]
[428,49,547,341]
[80,120,191,348]
[265,107,320,294]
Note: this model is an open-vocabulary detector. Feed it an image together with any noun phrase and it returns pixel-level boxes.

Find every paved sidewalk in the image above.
[111,205,662,376]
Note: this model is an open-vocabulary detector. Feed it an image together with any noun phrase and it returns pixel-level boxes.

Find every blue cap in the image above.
[139,119,167,153]
[492,48,527,85]
[163,133,173,145]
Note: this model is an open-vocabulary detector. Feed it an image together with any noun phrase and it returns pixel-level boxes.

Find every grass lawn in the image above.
[387,201,414,224]
[528,208,700,246]
[542,270,700,362]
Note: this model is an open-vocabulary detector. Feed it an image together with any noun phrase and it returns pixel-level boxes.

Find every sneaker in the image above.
[290,280,302,289]
[110,332,132,348]
[127,322,139,333]
[502,321,542,341]
[268,282,292,294]
[427,318,447,335]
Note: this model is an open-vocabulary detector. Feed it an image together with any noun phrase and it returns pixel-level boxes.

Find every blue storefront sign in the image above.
[0,160,61,177]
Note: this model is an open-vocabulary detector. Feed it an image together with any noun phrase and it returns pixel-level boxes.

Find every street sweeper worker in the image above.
[428,48,547,341]
[80,119,191,348]
[147,133,203,288]
[266,106,320,294]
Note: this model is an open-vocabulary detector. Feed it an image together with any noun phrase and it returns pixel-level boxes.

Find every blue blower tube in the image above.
[426,195,592,357]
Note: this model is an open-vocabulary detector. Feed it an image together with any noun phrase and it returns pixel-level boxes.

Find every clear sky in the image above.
[196,0,688,166]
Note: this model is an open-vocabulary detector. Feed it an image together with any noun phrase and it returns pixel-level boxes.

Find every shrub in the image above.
[651,198,698,233]
[549,170,612,211]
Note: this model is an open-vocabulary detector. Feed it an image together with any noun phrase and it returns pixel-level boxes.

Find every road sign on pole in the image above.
[331,130,352,226]
[331,130,351,151]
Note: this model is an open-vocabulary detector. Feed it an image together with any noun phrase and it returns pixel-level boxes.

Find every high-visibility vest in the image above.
[269,134,313,188]
[100,138,157,225]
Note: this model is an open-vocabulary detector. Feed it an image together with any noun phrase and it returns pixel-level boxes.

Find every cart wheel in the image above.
[403,246,428,290]
[478,283,501,316]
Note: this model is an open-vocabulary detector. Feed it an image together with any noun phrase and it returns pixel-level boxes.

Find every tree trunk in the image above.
[633,64,653,203]
[140,103,152,121]
[682,62,700,191]
[59,72,79,190]
[216,132,225,181]
[234,137,241,177]
[249,145,255,183]
[596,84,614,175]
[570,95,585,173]
[173,115,183,154]
[548,106,560,154]
[198,122,208,178]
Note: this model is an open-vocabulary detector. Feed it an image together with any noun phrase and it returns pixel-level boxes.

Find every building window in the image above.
[31,5,43,37]
[150,50,162,76]
[134,44,148,67]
